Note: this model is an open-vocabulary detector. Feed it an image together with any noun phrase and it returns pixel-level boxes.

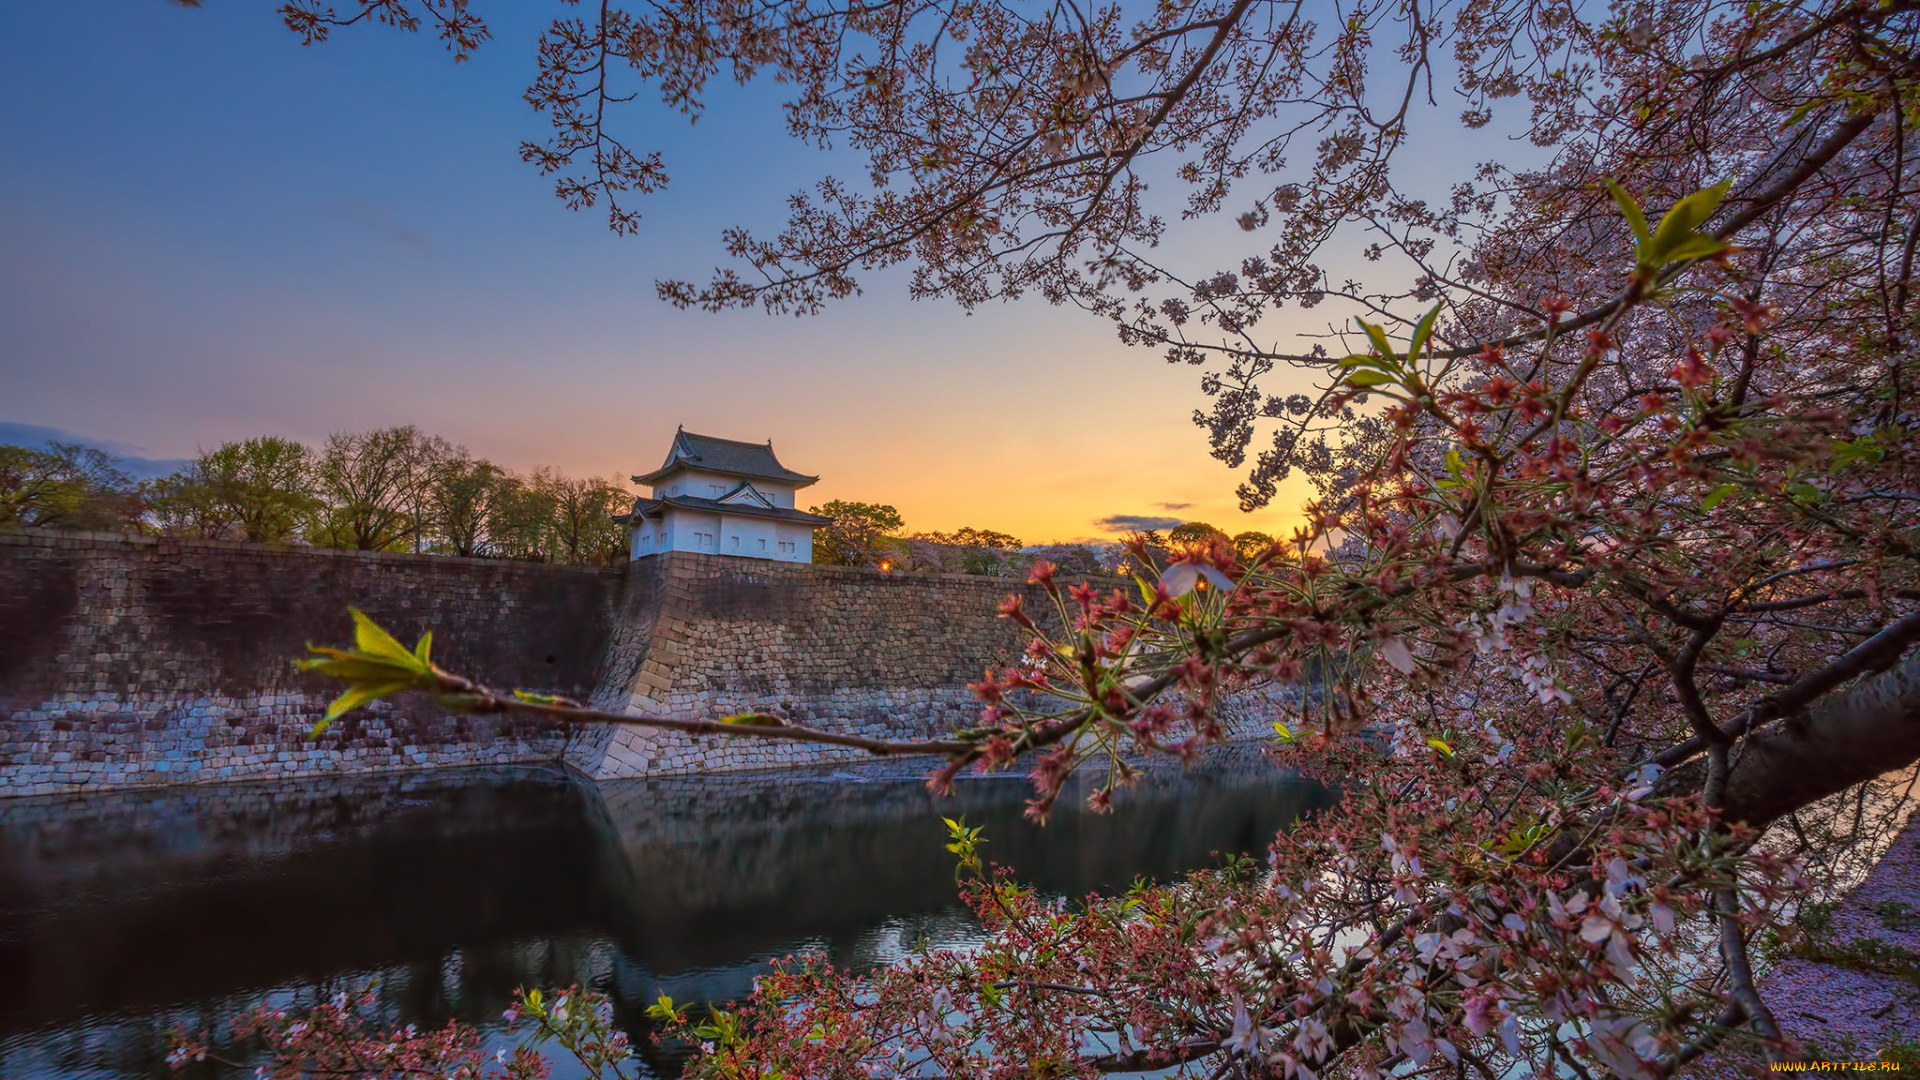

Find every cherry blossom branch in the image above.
[419,668,978,756]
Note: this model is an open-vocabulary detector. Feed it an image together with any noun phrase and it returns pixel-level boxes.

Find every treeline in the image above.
[806,501,1276,577]
[0,428,633,566]
[3,436,1276,575]
[805,499,1068,575]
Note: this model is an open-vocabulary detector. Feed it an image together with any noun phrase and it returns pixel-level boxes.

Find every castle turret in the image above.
[621,428,830,561]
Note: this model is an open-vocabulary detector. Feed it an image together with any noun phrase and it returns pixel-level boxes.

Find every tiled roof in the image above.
[633,429,819,487]
[625,495,832,527]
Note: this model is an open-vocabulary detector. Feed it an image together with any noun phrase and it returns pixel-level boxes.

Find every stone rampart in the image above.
[0,533,1284,795]
[568,551,1086,777]
[0,531,621,797]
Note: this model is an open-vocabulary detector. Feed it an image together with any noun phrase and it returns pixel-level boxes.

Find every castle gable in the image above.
[718,482,777,509]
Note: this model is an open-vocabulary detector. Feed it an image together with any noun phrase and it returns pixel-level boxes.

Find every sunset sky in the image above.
[0,4,1340,544]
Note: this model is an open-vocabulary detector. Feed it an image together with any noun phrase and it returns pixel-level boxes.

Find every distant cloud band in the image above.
[1095,513,1184,533]
[334,199,432,254]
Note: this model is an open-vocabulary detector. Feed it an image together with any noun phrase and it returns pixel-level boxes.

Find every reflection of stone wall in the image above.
[0,764,583,896]
[578,744,1331,971]
[0,531,621,797]
[570,552,1112,777]
[0,764,610,1044]
[0,750,1328,1079]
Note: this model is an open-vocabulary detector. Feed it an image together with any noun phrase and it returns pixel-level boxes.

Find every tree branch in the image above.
[1650,610,1920,770]
[1659,626,1920,825]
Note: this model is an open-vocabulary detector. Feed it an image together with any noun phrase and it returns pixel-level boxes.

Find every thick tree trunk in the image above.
[1666,646,1920,827]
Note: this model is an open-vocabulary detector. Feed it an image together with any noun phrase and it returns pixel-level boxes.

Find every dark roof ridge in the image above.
[677,428,778,450]
[634,429,820,488]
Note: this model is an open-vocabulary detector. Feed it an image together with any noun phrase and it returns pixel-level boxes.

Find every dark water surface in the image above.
[0,747,1328,1079]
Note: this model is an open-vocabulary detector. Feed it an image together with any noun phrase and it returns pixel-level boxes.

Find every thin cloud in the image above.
[1156,501,1192,511]
[334,199,432,254]
[0,421,190,479]
[1095,513,1184,533]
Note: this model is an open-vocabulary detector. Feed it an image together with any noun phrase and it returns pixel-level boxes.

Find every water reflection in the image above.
[0,747,1328,1079]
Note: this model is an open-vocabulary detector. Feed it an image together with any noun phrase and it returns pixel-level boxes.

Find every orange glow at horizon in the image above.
[474,300,1322,549]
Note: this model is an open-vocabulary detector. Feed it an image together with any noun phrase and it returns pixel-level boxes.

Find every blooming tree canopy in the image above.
[253,0,1920,1074]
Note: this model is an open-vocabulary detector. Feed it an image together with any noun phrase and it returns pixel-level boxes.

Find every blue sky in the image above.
[0,3,1372,542]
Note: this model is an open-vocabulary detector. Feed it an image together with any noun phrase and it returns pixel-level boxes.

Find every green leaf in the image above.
[294,652,417,682]
[719,712,783,726]
[1701,483,1738,511]
[1784,99,1823,129]
[1494,818,1548,856]
[1445,448,1466,477]
[1605,178,1651,245]
[1336,353,1395,371]
[1427,738,1454,758]
[1661,233,1731,263]
[295,609,440,737]
[1832,437,1887,469]
[1272,720,1294,742]
[1407,302,1445,361]
[1344,369,1395,388]
[1664,179,1733,237]
[318,680,415,725]
[1360,320,1398,363]
[350,607,417,664]
[1648,179,1733,263]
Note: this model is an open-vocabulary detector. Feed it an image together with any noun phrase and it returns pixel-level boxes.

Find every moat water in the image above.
[0,746,1329,1079]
